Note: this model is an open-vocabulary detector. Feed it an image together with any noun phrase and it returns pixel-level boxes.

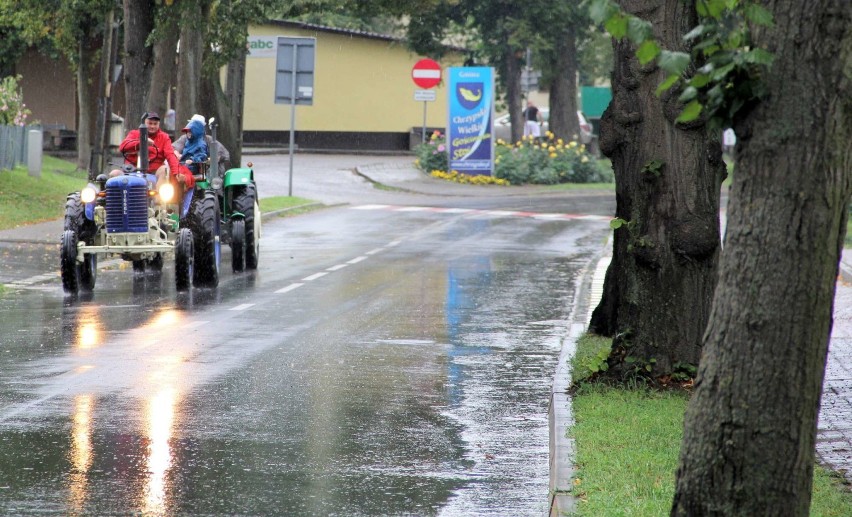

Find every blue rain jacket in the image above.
[180,120,209,171]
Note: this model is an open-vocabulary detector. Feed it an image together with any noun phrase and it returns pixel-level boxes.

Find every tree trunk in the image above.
[76,36,99,171]
[175,2,204,127]
[547,26,580,142]
[672,2,852,514]
[589,0,724,377]
[148,14,179,132]
[122,0,156,127]
[504,48,524,144]
[222,52,247,166]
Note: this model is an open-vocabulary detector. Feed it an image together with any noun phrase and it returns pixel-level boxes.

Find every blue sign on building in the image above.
[447,67,494,176]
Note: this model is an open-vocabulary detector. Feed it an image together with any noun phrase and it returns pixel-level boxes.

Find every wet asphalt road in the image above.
[0,158,615,515]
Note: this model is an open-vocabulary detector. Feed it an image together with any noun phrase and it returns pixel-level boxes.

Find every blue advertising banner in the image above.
[447,67,494,175]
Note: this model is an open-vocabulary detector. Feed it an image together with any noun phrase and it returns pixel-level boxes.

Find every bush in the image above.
[0,75,32,126]
[415,129,612,186]
[413,130,448,174]
[494,132,613,185]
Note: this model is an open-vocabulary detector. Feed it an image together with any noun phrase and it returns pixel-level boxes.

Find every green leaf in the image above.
[636,40,660,65]
[588,0,616,24]
[689,73,710,88]
[655,74,680,96]
[610,218,625,229]
[704,0,727,18]
[744,3,774,26]
[658,51,690,75]
[605,13,628,38]
[678,86,698,103]
[626,17,652,44]
[743,48,774,65]
[683,24,706,41]
[676,100,703,123]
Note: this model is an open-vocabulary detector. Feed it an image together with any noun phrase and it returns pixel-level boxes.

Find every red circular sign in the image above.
[411,58,442,89]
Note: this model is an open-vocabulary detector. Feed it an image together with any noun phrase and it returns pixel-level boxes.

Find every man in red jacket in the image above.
[111,112,194,189]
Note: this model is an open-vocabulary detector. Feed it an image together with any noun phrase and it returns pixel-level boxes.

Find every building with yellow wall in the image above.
[244,20,465,151]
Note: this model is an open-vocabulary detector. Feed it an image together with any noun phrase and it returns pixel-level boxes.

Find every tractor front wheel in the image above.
[175,228,194,291]
[60,230,80,294]
[80,253,97,291]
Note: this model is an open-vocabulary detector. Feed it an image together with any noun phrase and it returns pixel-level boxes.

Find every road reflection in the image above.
[142,387,178,515]
[67,394,94,513]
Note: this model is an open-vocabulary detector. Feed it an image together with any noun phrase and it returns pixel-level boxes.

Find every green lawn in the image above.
[0,156,87,230]
[570,334,852,516]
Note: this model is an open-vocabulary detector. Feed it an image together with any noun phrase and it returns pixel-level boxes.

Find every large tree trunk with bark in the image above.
[504,48,524,144]
[175,3,204,128]
[547,26,580,142]
[222,53,247,166]
[76,35,99,171]
[147,14,179,131]
[122,0,156,127]
[672,2,852,514]
[589,0,724,377]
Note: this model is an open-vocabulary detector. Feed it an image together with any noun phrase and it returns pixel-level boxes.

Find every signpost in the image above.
[275,36,316,196]
[411,59,441,144]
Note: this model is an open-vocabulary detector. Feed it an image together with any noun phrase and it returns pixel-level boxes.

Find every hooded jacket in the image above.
[180,120,209,167]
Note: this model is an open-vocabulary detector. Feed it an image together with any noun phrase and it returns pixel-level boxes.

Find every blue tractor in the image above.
[60,116,221,294]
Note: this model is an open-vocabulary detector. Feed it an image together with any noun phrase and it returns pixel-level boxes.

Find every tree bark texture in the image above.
[222,53,247,166]
[504,48,524,144]
[590,0,725,377]
[147,14,179,127]
[672,2,852,515]
[122,0,155,127]
[175,1,204,127]
[76,35,99,171]
[548,26,580,142]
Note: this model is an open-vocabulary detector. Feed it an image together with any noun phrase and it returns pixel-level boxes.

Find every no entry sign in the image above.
[411,58,442,89]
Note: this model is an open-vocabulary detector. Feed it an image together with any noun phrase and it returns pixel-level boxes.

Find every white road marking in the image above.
[275,283,304,294]
[182,320,209,329]
[302,272,328,281]
[365,248,384,255]
[230,304,255,311]
[327,264,349,271]
[347,256,367,264]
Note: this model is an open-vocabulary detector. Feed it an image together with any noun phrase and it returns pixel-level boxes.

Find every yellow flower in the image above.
[549,152,557,158]
[548,146,555,152]
[581,156,589,163]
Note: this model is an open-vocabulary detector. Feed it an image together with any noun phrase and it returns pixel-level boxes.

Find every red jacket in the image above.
[118,128,186,183]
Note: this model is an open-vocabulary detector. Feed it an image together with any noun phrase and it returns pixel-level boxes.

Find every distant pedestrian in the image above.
[523,101,542,138]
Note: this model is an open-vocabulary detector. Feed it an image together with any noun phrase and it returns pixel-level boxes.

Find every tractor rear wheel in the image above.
[60,230,80,294]
[191,190,220,288]
[175,228,193,291]
[231,218,246,272]
[233,186,259,269]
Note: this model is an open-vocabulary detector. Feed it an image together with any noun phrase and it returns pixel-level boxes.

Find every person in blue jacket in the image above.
[178,115,209,175]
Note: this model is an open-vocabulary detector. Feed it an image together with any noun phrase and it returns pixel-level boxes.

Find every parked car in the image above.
[493,109,593,144]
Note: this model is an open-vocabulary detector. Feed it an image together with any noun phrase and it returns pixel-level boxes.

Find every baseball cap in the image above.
[146,112,161,120]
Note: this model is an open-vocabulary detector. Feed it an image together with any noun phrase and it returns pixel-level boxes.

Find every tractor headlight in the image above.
[211,177,223,190]
[81,186,98,203]
[158,183,175,203]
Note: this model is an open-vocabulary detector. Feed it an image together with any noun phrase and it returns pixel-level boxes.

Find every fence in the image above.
[0,125,32,171]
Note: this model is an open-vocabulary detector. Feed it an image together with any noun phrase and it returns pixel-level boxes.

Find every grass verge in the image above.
[261,195,322,217]
[0,156,87,230]
[569,334,852,516]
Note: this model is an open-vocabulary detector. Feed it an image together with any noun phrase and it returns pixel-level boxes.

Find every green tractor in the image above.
[205,118,261,272]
